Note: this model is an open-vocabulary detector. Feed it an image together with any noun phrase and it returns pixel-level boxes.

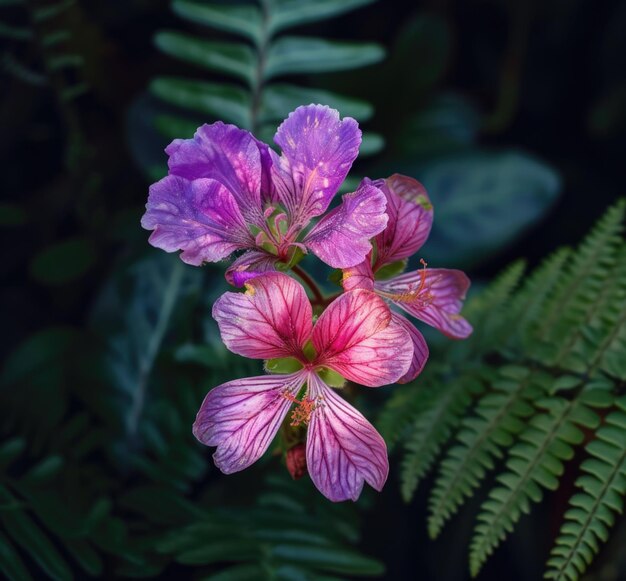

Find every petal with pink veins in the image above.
[313,290,412,386]
[304,181,388,269]
[166,122,272,225]
[378,268,473,339]
[141,176,253,266]
[391,312,429,383]
[341,257,375,292]
[193,373,305,474]
[306,374,388,502]
[213,272,312,359]
[373,174,433,270]
[225,250,277,287]
[272,105,361,226]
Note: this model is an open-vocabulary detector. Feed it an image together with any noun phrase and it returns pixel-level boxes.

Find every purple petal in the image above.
[303,181,388,269]
[193,373,305,474]
[306,374,388,502]
[272,105,361,226]
[213,272,312,359]
[313,290,412,387]
[341,258,375,292]
[378,268,473,339]
[373,174,433,270]
[141,176,253,266]
[391,312,429,383]
[225,250,277,287]
[166,122,272,225]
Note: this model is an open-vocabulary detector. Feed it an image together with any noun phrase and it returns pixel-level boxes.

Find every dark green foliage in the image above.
[381,201,626,579]
[151,0,384,146]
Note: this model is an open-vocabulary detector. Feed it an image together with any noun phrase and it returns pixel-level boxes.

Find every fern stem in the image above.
[128,260,185,437]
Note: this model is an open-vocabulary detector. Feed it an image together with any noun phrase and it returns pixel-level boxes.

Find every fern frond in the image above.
[469,389,611,577]
[427,366,550,538]
[544,395,625,581]
[401,377,477,501]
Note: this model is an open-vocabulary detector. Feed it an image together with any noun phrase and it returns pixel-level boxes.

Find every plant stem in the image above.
[292,265,325,305]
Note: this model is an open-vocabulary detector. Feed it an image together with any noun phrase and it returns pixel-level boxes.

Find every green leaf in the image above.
[155,32,255,85]
[150,77,251,128]
[375,259,407,280]
[260,83,373,124]
[0,532,33,581]
[418,151,561,268]
[360,132,385,156]
[172,0,262,44]
[265,37,384,79]
[29,238,97,286]
[268,0,375,35]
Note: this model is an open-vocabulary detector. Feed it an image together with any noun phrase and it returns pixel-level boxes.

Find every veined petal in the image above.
[193,373,305,474]
[391,312,429,383]
[306,374,388,502]
[313,290,412,386]
[272,105,361,226]
[304,181,388,269]
[341,257,375,292]
[373,174,433,270]
[166,122,271,225]
[225,250,277,287]
[141,176,253,266]
[378,268,473,339]
[213,272,312,359]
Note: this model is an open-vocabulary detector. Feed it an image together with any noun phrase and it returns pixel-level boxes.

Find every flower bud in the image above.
[285,443,307,480]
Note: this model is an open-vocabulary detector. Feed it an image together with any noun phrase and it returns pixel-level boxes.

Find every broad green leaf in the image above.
[417,151,561,268]
[265,37,384,79]
[29,237,96,286]
[268,0,375,35]
[172,0,262,44]
[150,77,251,127]
[260,83,373,123]
[155,32,255,86]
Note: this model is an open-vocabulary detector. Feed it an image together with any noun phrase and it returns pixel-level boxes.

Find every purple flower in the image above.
[141,105,388,285]
[343,174,473,383]
[192,272,413,502]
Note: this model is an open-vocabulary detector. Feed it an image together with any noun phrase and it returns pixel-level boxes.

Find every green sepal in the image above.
[318,367,346,388]
[328,268,343,287]
[265,357,303,374]
[375,259,408,280]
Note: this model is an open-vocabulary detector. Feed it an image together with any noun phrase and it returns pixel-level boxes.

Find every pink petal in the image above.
[306,374,388,502]
[272,105,361,226]
[225,250,277,287]
[341,258,375,292]
[213,272,312,359]
[141,176,253,266]
[166,122,271,225]
[373,174,433,270]
[303,181,388,269]
[313,290,412,386]
[378,268,473,339]
[391,312,429,383]
[193,373,305,474]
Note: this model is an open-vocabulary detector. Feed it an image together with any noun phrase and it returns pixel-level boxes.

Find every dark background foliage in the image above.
[1,0,624,579]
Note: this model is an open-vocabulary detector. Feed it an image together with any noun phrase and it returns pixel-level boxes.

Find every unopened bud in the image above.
[286,443,307,480]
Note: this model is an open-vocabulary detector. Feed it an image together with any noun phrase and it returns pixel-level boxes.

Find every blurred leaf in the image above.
[150,77,251,128]
[265,37,384,79]
[0,532,33,581]
[418,151,561,267]
[260,84,373,124]
[587,81,626,137]
[29,238,96,286]
[268,0,375,35]
[360,132,384,157]
[155,32,255,85]
[172,0,262,44]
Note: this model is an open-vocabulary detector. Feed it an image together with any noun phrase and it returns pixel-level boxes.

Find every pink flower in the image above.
[193,272,413,502]
[343,174,473,383]
[140,105,388,285]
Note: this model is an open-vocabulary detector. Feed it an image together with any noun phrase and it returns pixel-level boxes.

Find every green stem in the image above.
[292,265,325,305]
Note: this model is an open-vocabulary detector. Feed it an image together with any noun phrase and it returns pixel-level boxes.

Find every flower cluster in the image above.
[142,104,472,502]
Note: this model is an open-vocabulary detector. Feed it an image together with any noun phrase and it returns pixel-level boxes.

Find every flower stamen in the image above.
[283,392,316,426]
